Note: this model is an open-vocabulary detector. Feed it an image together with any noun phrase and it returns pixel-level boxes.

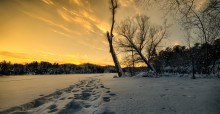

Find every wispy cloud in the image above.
[21,10,71,33]
[71,0,81,6]
[50,28,72,38]
[0,51,29,60]
[195,0,208,11]
[55,3,109,34]
[119,0,134,7]
[57,7,73,22]
[41,0,54,6]
[40,0,110,36]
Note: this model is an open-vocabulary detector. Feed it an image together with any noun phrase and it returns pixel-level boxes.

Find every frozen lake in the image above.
[0,73,114,110]
[0,74,219,114]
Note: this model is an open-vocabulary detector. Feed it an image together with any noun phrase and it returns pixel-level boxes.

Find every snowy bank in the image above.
[0,73,219,114]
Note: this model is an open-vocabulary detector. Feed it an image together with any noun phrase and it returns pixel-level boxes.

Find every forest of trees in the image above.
[121,38,220,75]
[104,0,220,78]
[0,61,116,76]
[1,38,219,76]
[152,39,220,74]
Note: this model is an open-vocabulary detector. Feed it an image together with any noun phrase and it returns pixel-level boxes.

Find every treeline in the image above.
[0,61,116,76]
[122,39,220,75]
[152,39,220,74]
[1,39,219,76]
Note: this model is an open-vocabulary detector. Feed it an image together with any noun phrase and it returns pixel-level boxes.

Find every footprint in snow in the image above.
[160,94,166,97]
[109,93,116,96]
[48,104,58,113]
[103,97,111,102]
[59,97,65,100]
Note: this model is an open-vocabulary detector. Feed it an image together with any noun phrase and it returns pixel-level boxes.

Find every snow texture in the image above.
[0,73,219,114]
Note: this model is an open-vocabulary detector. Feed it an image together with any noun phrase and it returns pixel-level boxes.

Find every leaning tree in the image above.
[117,15,168,73]
[106,0,125,77]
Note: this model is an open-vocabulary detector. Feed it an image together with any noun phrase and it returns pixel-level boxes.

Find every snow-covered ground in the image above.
[0,73,219,114]
[0,73,108,110]
[101,76,220,114]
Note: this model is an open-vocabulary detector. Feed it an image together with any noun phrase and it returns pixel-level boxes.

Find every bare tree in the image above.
[185,27,196,79]
[116,20,138,75]
[117,15,168,72]
[173,0,220,74]
[138,0,220,74]
[106,0,125,77]
[146,20,168,61]
[120,50,138,76]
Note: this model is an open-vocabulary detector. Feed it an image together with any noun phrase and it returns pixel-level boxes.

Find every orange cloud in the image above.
[41,0,54,6]
[50,28,72,38]
[70,0,81,6]
[21,10,71,33]
[0,51,29,60]
[195,0,208,11]
[56,4,109,34]
[119,0,134,7]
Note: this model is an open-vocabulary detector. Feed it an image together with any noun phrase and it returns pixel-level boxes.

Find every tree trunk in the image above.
[192,55,196,79]
[205,42,210,74]
[107,33,125,77]
[106,0,125,77]
[137,50,156,72]
[130,43,156,72]
[132,49,135,75]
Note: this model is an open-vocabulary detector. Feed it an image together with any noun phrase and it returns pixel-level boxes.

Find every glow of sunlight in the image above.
[174,42,180,46]
[0,0,188,65]
[195,0,208,11]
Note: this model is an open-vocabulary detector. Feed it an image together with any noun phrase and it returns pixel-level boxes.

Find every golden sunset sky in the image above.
[0,0,190,65]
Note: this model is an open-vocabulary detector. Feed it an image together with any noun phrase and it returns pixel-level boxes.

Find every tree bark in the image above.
[131,43,156,72]
[106,0,125,77]
[107,33,125,77]
[137,49,156,72]
[132,49,135,75]
[192,56,195,79]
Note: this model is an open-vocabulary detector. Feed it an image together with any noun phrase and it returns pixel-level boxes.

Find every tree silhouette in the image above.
[117,15,168,73]
[106,0,125,77]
